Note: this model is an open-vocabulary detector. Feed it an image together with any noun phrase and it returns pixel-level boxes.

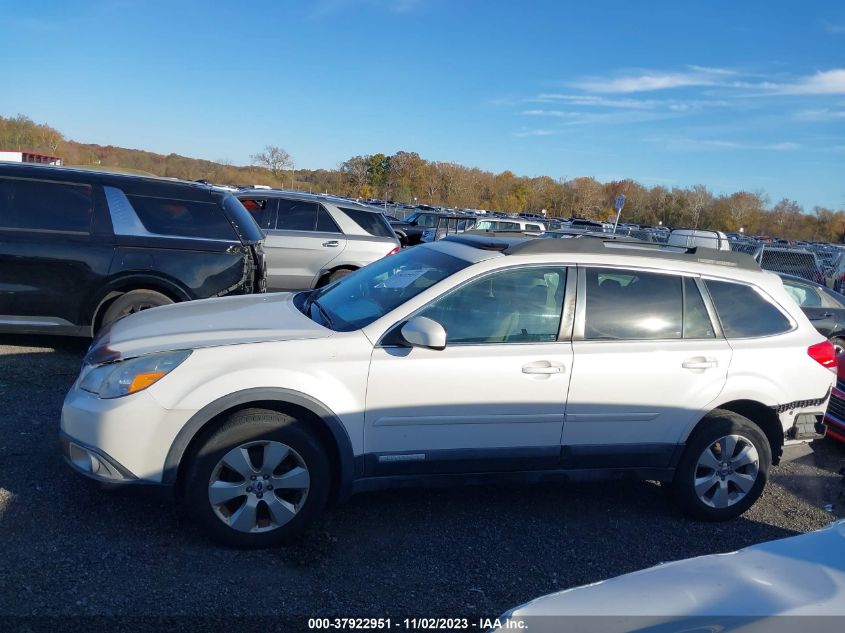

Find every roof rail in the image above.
[443,233,761,271]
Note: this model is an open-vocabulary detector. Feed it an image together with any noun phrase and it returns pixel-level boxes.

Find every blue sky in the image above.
[1,0,844,210]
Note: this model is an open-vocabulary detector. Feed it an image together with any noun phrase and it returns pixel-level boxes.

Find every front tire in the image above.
[184,409,330,548]
[672,410,771,521]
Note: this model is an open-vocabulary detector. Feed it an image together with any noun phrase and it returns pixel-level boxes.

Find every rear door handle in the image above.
[522,361,565,375]
[682,357,718,370]
[322,240,340,248]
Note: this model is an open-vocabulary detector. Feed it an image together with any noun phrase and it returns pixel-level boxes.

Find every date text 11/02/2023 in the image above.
[307,617,526,630]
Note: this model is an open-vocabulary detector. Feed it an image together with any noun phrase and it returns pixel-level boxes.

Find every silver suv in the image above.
[237,190,400,290]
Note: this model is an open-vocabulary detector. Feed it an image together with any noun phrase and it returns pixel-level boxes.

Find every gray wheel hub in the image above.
[693,434,759,509]
[208,440,310,533]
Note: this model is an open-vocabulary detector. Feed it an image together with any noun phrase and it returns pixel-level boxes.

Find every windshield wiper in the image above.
[310,299,334,329]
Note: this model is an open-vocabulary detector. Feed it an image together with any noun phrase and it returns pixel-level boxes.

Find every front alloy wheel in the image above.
[185,409,330,548]
[208,440,311,533]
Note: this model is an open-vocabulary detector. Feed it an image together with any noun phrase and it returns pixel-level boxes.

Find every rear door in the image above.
[0,175,114,331]
[263,198,347,290]
[563,267,732,468]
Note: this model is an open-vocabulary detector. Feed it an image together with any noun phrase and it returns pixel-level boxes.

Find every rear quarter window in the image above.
[340,207,395,238]
[127,195,237,240]
[705,279,792,337]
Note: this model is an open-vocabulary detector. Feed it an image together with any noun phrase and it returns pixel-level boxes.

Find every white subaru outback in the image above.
[61,234,836,548]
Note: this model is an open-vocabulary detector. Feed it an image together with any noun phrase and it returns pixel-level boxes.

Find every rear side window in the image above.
[0,177,93,233]
[276,199,318,231]
[340,207,394,238]
[683,277,715,338]
[317,206,341,233]
[127,195,236,240]
[585,268,683,340]
[705,279,792,337]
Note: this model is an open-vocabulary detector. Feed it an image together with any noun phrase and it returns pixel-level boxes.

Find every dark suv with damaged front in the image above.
[0,163,266,336]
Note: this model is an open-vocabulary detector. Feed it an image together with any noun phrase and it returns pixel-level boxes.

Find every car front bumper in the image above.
[60,384,194,483]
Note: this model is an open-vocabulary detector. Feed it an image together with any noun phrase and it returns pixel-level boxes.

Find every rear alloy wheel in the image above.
[672,410,771,521]
[101,289,173,327]
[184,409,330,548]
[327,268,354,284]
[830,336,845,356]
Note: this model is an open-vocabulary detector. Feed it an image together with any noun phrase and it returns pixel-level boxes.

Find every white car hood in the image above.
[87,292,332,361]
[494,520,845,631]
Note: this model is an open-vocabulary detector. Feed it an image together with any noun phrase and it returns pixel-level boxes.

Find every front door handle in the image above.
[522,361,565,375]
[323,240,340,248]
[810,313,833,320]
[682,357,718,370]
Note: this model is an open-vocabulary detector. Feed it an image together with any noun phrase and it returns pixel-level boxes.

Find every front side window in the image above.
[407,213,436,227]
[584,268,683,340]
[276,199,318,231]
[305,246,469,331]
[418,267,567,344]
[127,195,236,240]
[0,177,93,233]
[705,279,792,338]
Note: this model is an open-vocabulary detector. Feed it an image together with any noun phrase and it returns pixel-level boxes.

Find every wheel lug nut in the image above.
[256,493,263,499]
[246,486,252,493]
[267,485,273,490]
[250,475,257,481]
[263,474,269,480]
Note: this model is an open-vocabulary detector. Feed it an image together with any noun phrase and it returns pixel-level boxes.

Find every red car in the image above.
[824,354,845,442]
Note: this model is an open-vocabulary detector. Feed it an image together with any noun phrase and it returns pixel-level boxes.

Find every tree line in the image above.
[2,113,843,242]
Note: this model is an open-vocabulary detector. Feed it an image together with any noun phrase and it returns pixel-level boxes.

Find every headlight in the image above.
[79,350,192,399]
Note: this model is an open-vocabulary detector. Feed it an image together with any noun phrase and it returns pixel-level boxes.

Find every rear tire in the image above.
[830,336,845,356]
[327,268,354,284]
[672,409,771,521]
[101,289,173,327]
[183,409,330,548]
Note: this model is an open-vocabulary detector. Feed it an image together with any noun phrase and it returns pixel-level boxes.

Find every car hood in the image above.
[86,292,331,362]
[493,520,845,630]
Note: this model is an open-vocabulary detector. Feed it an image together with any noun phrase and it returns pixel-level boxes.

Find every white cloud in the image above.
[573,72,717,93]
[531,94,657,109]
[513,129,560,137]
[772,69,845,94]
[645,137,802,152]
[795,108,845,121]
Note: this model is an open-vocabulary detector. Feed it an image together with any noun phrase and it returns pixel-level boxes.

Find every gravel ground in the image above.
[1,334,844,624]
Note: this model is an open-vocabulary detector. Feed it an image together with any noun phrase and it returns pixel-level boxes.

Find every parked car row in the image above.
[0,164,400,336]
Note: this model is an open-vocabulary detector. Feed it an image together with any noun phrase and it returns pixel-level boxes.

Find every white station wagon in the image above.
[61,235,836,547]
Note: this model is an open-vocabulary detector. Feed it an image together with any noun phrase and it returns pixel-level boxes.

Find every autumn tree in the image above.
[250,145,294,186]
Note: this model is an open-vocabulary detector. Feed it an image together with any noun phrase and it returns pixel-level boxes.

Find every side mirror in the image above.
[401,316,447,350]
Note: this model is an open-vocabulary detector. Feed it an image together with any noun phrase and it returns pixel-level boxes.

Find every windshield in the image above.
[303,246,470,331]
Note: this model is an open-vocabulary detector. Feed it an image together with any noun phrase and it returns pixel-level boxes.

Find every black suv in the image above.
[387,211,442,246]
[0,164,266,336]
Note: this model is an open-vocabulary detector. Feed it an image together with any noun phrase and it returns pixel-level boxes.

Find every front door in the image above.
[364,265,573,475]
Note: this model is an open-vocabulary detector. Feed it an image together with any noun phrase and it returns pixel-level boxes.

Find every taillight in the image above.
[386,247,400,256]
[808,341,837,370]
